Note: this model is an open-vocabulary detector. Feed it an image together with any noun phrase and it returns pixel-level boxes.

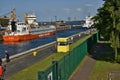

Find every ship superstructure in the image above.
[24,13,38,27]
[82,16,94,29]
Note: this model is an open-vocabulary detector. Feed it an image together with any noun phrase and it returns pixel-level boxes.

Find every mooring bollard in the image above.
[33,51,37,56]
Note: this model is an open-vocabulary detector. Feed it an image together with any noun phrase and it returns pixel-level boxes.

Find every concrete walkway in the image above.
[69,57,96,80]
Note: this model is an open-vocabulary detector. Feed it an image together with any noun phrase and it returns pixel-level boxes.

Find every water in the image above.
[0,29,84,58]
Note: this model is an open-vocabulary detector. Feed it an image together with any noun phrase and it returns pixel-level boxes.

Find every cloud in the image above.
[63,8,82,13]
[85,4,94,7]
[63,8,71,13]
[76,8,82,12]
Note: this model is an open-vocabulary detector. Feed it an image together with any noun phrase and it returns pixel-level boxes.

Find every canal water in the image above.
[0,29,84,58]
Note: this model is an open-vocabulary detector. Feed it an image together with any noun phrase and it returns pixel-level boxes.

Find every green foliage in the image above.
[93,7,112,40]
[93,0,120,61]
[90,61,120,80]
[90,43,120,80]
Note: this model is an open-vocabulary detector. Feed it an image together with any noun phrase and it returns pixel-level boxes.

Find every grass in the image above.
[90,43,120,80]
[90,61,120,80]
[70,32,96,50]
[9,32,97,80]
[9,53,66,80]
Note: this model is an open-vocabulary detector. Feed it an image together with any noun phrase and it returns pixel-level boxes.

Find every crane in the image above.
[0,8,16,26]
[0,8,16,20]
[10,8,16,20]
[24,13,28,23]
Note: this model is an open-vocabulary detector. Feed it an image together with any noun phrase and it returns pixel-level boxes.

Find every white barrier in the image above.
[2,41,56,62]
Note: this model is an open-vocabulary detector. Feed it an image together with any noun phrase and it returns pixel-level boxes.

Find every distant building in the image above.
[56,20,71,31]
[66,20,84,29]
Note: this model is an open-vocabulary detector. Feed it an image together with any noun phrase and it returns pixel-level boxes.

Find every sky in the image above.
[0,0,104,22]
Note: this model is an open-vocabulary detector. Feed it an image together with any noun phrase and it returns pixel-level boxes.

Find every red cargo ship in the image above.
[3,9,56,42]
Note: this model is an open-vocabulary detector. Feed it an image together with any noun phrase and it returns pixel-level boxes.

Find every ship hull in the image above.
[3,30,56,42]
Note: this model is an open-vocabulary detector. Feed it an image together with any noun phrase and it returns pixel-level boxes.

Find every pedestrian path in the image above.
[69,57,96,80]
[69,43,103,80]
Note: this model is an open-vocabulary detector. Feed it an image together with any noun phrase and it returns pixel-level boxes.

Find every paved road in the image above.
[3,43,56,79]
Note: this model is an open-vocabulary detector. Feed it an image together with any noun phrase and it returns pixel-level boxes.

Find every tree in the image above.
[93,0,120,61]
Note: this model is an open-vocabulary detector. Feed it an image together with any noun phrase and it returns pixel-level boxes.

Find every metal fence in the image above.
[38,33,98,80]
[87,33,98,52]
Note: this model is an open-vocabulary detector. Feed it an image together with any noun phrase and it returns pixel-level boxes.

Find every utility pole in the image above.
[55,16,57,22]
[68,17,71,21]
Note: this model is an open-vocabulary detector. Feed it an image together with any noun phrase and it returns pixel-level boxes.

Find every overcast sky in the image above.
[0,0,104,21]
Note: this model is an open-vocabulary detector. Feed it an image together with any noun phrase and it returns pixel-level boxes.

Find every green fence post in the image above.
[38,71,44,80]
[63,55,66,80]
[98,32,101,40]
[96,32,99,41]
[68,51,72,76]
[52,61,58,80]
